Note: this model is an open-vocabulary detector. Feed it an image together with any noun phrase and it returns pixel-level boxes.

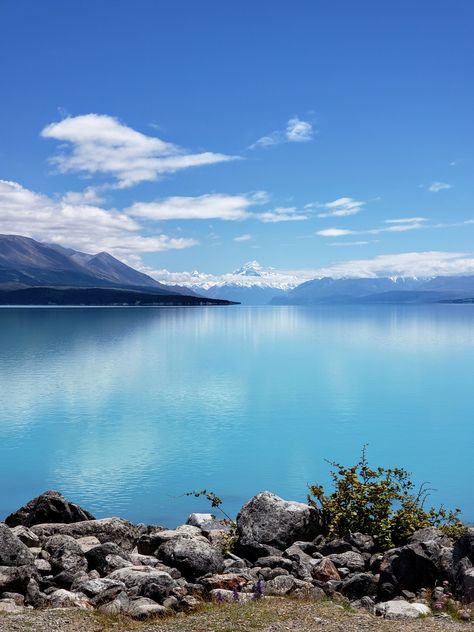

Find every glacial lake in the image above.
[0,305,473,526]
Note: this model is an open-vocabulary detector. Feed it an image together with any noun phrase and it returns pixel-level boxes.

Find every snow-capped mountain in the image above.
[152,260,474,305]
[153,261,307,304]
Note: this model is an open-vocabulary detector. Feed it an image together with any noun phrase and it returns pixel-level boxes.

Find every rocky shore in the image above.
[0,490,473,623]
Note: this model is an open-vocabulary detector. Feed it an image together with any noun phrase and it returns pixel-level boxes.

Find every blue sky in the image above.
[1,0,473,279]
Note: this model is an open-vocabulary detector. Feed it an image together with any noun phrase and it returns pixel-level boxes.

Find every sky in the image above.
[1,0,473,281]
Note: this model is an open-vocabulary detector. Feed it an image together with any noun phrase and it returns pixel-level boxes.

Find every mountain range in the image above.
[2,236,474,306]
[170,260,474,305]
[0,235,232,306]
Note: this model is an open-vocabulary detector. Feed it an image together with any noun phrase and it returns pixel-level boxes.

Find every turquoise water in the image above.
[0,305,473,526]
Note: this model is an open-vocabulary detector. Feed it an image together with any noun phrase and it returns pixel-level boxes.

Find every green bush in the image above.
[308,447,465,550]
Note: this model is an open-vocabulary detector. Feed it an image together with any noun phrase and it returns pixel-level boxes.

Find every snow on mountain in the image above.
[153,261,307,294]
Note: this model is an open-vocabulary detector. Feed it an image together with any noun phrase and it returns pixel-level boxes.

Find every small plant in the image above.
[185,489,238,553]
[184,489,235,524]
[308,446,465,549]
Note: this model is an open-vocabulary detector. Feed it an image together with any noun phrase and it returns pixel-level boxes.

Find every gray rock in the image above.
[454,528,474,566]
[236,492,321,550]
[408,528,452,546]
[108,566,175,597]
[85,541,130,575]
[327,551,366,572]
[179,594,201,611]
[137,525,202,556]
[48,588,91,609]
[210,588,254,603]
[379,540,443,595]
[10,526,40,548]
[157,535,224,581]
[0,524,35,567]
[127,597,168,619]
[44,534,87,574]
[0,598,25,613]
[0,565,36,593]
[34,558,52,574]
[75,577,125,598]
[318,538,354,556]
[5,491,94,528]
[265,574,296,595]
[341,572,378,600]
[97,590,130,614]
[375,600,431,619]
[459,567,474,603]
[31,517,141,551]
[344,533,375,553]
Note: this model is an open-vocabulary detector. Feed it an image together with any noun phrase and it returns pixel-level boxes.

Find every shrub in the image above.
[307,447,465,550]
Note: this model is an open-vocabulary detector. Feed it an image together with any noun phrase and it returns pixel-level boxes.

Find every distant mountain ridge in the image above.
[0,234,176,293]
[272,275,474,304]
[164,260,474,305]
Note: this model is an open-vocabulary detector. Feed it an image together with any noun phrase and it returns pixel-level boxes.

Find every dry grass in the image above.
[0,599,472,632]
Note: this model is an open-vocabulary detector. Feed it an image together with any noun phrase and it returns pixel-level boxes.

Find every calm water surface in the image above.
[0,305,473,525]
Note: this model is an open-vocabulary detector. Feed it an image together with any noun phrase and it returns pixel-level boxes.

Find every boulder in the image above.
[10,526,40,548]
[236,492,321,551]
[375,600,431,619]
[234,538,282,561]
[408,527,452,547]
[265,574,296,596]
[0,598,25,613]
[44,534,88,574]
[5,491,94,527]
[85,542,130,575]
[0,524,35,567]
[199,573,248,592]
[379,540,444,595]
[31,517,141,551]
[48,588,91,609]
[210,588,254,603]
[318,538,354,556]
[108,566,175,597]
[312,557,341,582]
[344,533,375,553]
[459,568,474,602]
[453,528,474,567]
[341,573,378,600]
[326,551,365,572]
[157,535,224,581]
[127,597,168,620]
[137,525,202,556]
[0,565,36,593]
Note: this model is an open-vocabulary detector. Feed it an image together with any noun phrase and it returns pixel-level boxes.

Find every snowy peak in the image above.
[232,261,266,277]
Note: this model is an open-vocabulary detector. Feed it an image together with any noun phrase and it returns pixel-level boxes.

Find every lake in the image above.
[0,305,473,526]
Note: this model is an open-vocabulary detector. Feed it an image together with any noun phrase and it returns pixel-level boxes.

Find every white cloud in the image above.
[128,193,254,221]
[250,116,313,149]
[41,114,238,188]
[317,228,355,237]
[428,181,452,192]
[318,218,429,238]
[0,179,197,258]
[286,117,313,142]
[234,234,252,242]
[128,194,308,223]
[385,217,427,224]
[310,251,474,278]
[313,197,365,218]
[329,241,370,247]
[258,206,308,223]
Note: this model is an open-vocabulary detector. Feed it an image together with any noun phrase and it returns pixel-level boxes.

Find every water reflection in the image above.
[0,305,473,524]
